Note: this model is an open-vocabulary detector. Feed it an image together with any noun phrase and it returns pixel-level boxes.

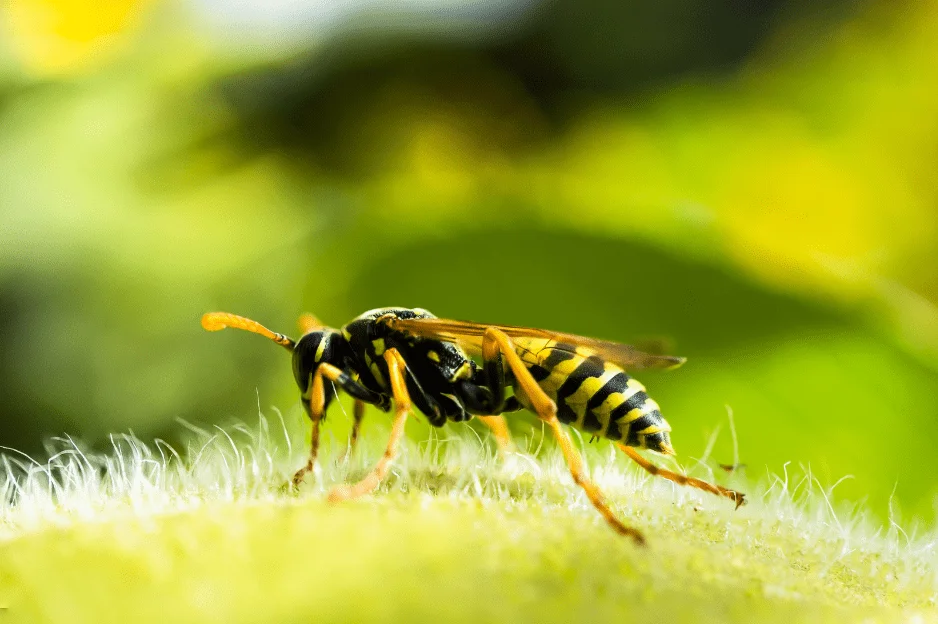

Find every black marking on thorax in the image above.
[340,307,474,424]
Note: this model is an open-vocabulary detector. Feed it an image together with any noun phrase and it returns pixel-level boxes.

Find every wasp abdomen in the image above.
[516,338,674,453]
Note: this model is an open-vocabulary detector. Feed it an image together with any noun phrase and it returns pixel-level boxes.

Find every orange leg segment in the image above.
[328,349,411,503]
[349,399,366,456]
[482,328,646,545]
[618,444,746,509]
[292,362,345,487]
[477,415,515,453]
[336,399,367,463]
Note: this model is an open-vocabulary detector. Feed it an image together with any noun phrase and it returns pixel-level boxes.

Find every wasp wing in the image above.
[385,317,686,371]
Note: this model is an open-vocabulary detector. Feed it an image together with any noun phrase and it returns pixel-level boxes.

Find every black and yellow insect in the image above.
[202,307,744,544]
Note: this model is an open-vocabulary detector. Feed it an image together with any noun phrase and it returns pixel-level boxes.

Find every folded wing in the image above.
[384,317,686,371]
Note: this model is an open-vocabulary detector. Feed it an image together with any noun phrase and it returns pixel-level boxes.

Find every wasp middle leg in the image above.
[348,398,366,457]
[328,348,412,503]
[618,445,746,509]
[481,328,646,545]
[476,415,515,453]
[335,399,367,464]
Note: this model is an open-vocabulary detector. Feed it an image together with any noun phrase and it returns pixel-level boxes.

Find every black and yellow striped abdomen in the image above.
[514,338,675,454]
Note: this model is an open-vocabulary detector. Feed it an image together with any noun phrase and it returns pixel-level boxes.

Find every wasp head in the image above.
[201,312,351,418]
[291,330,344,395]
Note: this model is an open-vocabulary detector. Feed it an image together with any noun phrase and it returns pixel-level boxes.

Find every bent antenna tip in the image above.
[201,313,229,332]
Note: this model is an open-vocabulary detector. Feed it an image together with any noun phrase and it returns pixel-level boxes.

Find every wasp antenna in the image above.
[201,312,295,351]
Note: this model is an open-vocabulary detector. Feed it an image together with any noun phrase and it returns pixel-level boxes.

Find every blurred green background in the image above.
[1,0,937,523]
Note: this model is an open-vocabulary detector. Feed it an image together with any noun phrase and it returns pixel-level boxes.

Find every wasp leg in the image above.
[349,399,366,455]
[617,444,746,509]
[292,362,384,486]
[292,364,335,487]
[476,415,515,453]
[298,313,324,335]
[326,364,391,447]
[328,349,412,503]
[481,328,645,545]
[336,399,367,463]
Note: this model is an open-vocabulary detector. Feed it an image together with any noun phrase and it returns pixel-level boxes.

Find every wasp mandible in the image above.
[202,307,744,544]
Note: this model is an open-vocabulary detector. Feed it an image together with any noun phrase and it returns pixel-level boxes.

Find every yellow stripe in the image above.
[372,338,386,356]
[370,362,385,386]
[623,377,646,399]
[565,368,619,428]
[449,361,472,382]
[593,377,645,419]
[539,355,583,395]
[617,398,668,427]
[620,407,645,425]
[314,337,327,362]
[639,397,661,416]
[596,368,624,436]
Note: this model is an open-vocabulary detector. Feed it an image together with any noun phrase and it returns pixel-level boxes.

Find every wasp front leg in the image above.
[292,366,330,487]
[328,348,412,503]
[292,365,387,487]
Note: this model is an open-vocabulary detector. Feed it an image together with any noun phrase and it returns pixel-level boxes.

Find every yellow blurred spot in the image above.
[721,137,880,298]
[5,0,152,75]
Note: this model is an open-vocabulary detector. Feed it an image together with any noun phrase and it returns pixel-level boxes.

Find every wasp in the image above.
[202,307,744,544]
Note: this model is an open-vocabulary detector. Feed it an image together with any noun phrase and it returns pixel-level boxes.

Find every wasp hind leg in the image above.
[328,349,412,503]
[481,328,646,545]
[617,444,746,509]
